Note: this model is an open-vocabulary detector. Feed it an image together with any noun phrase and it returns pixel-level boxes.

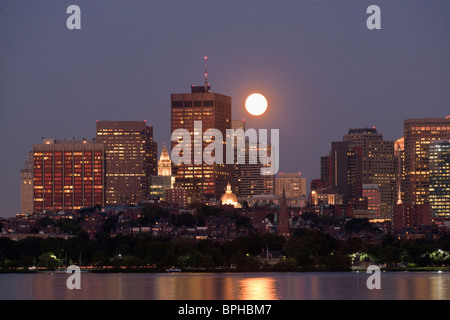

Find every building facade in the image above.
[96,121,157,206]
[165,182,189,208]
[362,184,381,217]
[343,128,396,218]
[393,203,432,233]
[330,141,362,203]
[33,138,105,214]
[275,172,306,199]
[171,85,231,201]
[403,117,450,206]
[429,140,450,217]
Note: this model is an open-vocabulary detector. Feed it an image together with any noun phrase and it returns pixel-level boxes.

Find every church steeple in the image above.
[277,187,290,238]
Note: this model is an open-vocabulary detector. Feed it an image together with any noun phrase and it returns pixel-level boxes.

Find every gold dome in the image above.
[220,182,238,205]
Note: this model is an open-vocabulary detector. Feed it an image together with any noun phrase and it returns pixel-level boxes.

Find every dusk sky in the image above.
[1,0,449,218]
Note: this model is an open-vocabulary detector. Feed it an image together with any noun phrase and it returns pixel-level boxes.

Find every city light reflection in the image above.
[238,277,278,300]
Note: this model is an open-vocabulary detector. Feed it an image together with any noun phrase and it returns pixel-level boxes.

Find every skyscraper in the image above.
[330,141,362,203]
[343,128,396,217]
[320,155,331,188]
[229,120,275,198]
[171,84,231,201]
[394,137,405,204]
[96,121,157,206]
[429,140,450,217]
[33,138,105,214]
[403,117,450,206]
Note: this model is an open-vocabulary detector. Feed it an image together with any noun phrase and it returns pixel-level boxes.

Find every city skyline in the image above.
[1,0,450,217]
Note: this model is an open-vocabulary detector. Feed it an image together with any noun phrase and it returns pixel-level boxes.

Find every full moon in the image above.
[245,93,268,116]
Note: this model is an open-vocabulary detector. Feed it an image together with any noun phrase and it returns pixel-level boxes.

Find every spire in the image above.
[277,187,290,238]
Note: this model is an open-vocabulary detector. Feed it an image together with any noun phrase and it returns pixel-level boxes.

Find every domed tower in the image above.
[158,144,172,176]
[220,182,241,208]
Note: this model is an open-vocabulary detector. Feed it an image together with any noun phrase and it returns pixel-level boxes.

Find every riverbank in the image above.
[3,266,450,274]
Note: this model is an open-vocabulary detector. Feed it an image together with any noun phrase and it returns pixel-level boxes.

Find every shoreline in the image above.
[2,266,449,274]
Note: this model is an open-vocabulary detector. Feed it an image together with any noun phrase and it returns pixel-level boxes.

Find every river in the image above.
[1,271,449,300]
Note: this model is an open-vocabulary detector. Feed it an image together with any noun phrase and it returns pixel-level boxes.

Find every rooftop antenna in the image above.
[204,56,210,92]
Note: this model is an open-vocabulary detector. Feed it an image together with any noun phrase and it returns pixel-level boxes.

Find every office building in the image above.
[230,119,276,197]
[429,140,450,217]
[403,117,450,206]
[362,184,381,217]
[171,84,231,201]
[33,138,105,214]
[394,137,405,204]
[96,121,157,206]
[275,172,306,207]
[320,155,331,188]
[330,141,362,203]
[343,127,396,218]
[238,143,275,198]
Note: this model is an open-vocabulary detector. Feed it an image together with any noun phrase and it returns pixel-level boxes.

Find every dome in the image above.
[220,182,239,206]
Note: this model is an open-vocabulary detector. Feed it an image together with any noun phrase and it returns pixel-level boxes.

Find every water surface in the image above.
[1,272,449,300]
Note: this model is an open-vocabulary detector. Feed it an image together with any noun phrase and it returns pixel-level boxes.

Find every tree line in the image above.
[1,227,449,272]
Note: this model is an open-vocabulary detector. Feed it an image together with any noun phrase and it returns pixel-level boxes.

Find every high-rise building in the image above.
[171,85,231,201]
[20,152,34,214]
[33,138,105,213]
[343,128,396,217]
[362,184,381,217]
[394,137,405,204]
[275,172,306,207]
[320,155,331,188]
[230,118,275,198]
[404,118,450,206]
[230,120,245,196]
[330,141,362,203]
[96,121,157,206]
[429,140,450,217]
[238,144,275,198]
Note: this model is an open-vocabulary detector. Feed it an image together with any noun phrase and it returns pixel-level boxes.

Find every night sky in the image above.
[1,0,449,217]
